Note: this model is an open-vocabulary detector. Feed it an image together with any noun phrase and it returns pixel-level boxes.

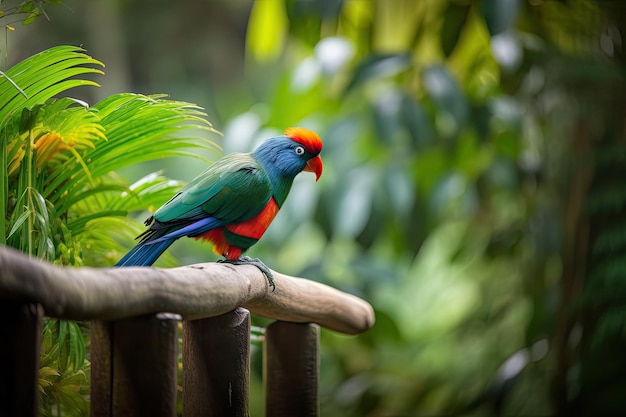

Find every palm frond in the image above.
[0,46,103,128]
[79,216,178,267]
[45,93,220,210]
[68,172,184,266]
[111,171,184,212]
[7,184,55,260]
[3,98,105,177]
[2,46,221,268]
[0,70,27,97]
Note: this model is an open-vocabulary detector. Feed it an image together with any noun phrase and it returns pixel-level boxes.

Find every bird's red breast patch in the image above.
[195,198,280,260]
[284,127,322,155]
[227,197,280,240]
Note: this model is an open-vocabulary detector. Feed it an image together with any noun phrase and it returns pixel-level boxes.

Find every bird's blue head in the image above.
[253,127,323,182]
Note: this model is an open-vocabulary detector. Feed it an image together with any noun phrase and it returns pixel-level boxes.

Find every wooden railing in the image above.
[0,246,375,417]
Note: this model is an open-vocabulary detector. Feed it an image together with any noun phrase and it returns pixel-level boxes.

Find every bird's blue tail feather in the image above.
[115,217,222,267]
[115,239,175,267]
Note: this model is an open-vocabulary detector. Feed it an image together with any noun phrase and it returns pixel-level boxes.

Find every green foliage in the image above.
[0,43,219,415]
[0,0,62,28]
[235,0,626,415]
[1,46,103,260]
[39,320,89,416]
[237,1,534,414]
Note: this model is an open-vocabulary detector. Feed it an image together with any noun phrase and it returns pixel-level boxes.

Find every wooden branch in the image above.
[0,246,374,335]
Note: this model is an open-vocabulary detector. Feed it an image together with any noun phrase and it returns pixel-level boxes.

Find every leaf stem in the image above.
[27,123,34,256]
[0,70,28,97]
[0,128,6,245]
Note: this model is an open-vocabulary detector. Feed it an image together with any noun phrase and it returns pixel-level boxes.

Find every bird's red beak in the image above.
[304,155,323,181]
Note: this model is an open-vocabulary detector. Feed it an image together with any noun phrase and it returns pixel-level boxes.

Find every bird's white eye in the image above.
[295,146,305,155]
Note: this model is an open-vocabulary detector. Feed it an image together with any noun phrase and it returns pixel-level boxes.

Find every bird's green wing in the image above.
[153,153,272,224]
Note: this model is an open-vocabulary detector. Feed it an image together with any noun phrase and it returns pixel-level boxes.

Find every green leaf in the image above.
[56,320,67,352]
[334,168,375,238]
[30,186,49,225]
[344,53,412,95]
[0,46,104,128]
[44,93,218,206]
[440,1,471,57]
[7,210,30,238]
[22,10,40,25]
[402,94,435,150]
[422,65,469,138]
[372,88,403,144]
[65,210,128,236]
[19,1,36,13]
[67,321,86,371]
[482,0,520,36]
[20,106,39,132]
[246,0,288,62]
[0,71,27,98]
[111,172,183,212]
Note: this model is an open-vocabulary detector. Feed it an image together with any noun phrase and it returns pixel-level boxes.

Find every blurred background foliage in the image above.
[3,0,626,415]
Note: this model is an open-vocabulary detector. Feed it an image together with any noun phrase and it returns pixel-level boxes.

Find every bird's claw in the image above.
[218,256,276,291]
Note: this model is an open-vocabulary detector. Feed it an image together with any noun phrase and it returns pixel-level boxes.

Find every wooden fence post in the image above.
[183,307,250,417]
[90,313,180,417]
[91,320,113,417]
[265,321,320,417]
[0,301,42,417]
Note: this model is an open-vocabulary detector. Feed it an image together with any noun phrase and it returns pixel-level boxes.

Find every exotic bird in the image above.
[116,127,323,290]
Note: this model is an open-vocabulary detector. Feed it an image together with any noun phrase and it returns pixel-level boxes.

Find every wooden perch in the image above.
[0,246,374,335]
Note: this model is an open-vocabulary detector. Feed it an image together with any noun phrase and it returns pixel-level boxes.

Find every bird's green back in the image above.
[154,153,273,224]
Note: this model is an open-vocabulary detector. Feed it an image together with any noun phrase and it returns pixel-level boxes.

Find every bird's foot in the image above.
[218,256,276,291]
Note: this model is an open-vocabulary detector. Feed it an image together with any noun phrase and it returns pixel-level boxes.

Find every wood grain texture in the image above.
[90,314,180,417]
[0,246,374,335]
[183,308,250,417]
[0,301,42,417]
[265,321,320,417]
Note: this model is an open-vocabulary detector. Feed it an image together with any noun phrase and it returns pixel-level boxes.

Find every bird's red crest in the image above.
[284,127,322,155]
